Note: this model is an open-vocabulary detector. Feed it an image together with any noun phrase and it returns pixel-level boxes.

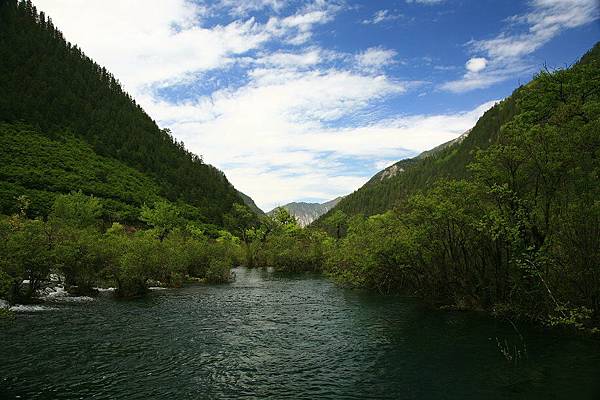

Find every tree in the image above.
[223,203,256,243]
[50,191,101,229]
[140,200,182,241]
[4,218,52,303]
[223,203,258,267]
[322,210,347,239]
[270,207,299,229]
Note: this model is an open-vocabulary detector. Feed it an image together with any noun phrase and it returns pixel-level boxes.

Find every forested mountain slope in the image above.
[0,123,164,221]
[318,99,517,220]
[237,191,265,216]
[320,43,600,222]
[312,42,600,326]
[365,130,471,186]
[0,0,249,224]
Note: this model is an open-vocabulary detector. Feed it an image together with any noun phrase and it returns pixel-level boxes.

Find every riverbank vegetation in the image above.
[0,192,240,306]
[246,49,600,332]
[0,0,598,335]
[2,49,598,332]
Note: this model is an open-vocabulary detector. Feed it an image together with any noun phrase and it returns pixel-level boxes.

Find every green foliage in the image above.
[0,123,162,222]
[0,224,13,299]
[259,228,329,273]
[241,208,329,273]
[224,203,257,243]
[0,192,241,301]
[321,210,348,239]
[206,259,233,284]
[51,191,101,228]
[52,229,107,295]
[547,306,595,331]
[3,217,53,303]
[270,207,299,227]
[140,200,182,241]
[115,233,165,296]
[254,44,600,330]
[224,203,260,267]
[325,212,415,292]
[0,306,14,320]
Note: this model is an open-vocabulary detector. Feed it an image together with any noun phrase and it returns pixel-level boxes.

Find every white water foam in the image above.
[149,287,169,291]
[9,304,58,312]
[41,286,94,302]
[53,296,95,302]
[43,285,67,298]
[94,287,116,293]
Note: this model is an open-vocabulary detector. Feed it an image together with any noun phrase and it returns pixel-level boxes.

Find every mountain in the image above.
[0,0,257,223]
[319,42,600,223]
[0,123,163,221]
[268,197,343,227]
[316,91,519,221]
[237,191,264,216]
[415,129,471,160]
[318,99,516,219]
[366,129,471,185]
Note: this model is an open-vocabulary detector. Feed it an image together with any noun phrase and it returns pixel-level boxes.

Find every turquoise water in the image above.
[1,267,599,399]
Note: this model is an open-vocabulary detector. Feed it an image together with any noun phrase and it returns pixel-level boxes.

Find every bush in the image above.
[206,259,232,284]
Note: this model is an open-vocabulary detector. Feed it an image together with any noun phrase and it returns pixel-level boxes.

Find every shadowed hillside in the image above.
[0,0,255,224]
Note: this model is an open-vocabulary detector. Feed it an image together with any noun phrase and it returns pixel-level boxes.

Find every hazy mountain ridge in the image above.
[237,191,264,216]
[268,197,343,227]
[368,129,472,185]
[315,96,520,222]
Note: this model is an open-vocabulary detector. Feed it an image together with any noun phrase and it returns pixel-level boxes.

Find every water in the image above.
[1,267,599,399]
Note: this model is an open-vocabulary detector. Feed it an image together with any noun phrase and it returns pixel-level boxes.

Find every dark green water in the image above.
[1,267,599,399]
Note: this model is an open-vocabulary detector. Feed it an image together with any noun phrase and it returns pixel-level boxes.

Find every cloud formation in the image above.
[355,47,398,73]
[31,0,584,211]
[362,9,402,24]
[441,0,599,92]
[33,0,338,93]
[406,0,445,5]
[466,57,487,73]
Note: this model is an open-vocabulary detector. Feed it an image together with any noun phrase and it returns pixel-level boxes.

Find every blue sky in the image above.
[34,0,599,211]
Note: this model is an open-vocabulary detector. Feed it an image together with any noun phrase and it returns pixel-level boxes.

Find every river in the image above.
[1,267,599,399]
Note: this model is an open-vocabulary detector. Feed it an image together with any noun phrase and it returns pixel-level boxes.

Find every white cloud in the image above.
[217,0,288,17]
[256,49,324,68]
[374,160,397,170]
[465,57,487,73]
[362,9,402,24]
[142,66,496,209]
[33,0,338,93]
[441,0,599,92]
[473,0,599,60]
[440,74,506,93]
[355,47,398,73]
[265,2,341,44]
[32,0,265,93]
[406,0,445,5]
[32,0,498,210]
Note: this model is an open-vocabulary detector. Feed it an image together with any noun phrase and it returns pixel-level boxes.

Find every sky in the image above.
[33,0,600,211]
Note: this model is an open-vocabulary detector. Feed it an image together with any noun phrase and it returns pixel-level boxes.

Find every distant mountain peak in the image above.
[370,129,472,184]
[267,197,343,227]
